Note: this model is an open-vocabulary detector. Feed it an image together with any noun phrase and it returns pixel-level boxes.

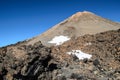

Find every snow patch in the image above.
[67,50,92,60]
[48,35,70,45]
[84,42,92,46]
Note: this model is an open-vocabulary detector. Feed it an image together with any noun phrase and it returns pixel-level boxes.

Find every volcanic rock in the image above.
[0,11,120,80]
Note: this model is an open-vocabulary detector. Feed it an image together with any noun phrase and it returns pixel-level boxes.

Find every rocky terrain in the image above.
[51,29,120,80]
[0,29,120,80]
[0,11,120,80]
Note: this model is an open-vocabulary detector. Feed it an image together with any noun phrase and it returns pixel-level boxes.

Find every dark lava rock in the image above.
[93,59,100,66]
[0,29,120,80]
[0,41,60,80]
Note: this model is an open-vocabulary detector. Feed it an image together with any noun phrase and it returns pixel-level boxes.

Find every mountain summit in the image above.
[68,11,94,21]
[27,11,120,46]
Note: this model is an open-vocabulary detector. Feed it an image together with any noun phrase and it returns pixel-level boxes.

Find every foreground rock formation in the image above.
[0,29,120,80]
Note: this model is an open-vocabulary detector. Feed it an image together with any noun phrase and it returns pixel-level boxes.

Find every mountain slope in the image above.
[0,11,120,80]
[0,29,120,80]
[27,11,120,46]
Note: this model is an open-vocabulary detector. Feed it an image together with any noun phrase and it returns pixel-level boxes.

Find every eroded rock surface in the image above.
[0,41,57,80]
[0,29,120,80]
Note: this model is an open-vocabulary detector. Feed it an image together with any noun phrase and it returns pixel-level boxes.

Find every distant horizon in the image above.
[0,0,120,47]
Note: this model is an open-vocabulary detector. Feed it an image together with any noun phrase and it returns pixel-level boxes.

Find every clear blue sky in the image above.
[0,0,120,47]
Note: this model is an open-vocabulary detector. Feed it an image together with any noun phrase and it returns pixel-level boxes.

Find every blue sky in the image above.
[0,0,120,47]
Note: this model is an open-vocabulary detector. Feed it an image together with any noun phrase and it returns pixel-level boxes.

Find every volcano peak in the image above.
[27,11,120,46]
[69,11,94,21]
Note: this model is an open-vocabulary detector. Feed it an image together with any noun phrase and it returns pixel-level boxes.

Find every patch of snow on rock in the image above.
[84,42,92,46]
[48,35,70,45]
[67,50,92,60]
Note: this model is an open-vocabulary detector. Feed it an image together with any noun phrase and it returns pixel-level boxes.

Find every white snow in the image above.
[67,50,92,60]
[48,35,70,45]
[84,42,92,46]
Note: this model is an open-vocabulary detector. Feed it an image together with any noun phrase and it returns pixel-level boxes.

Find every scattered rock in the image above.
[0,29,120,80]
